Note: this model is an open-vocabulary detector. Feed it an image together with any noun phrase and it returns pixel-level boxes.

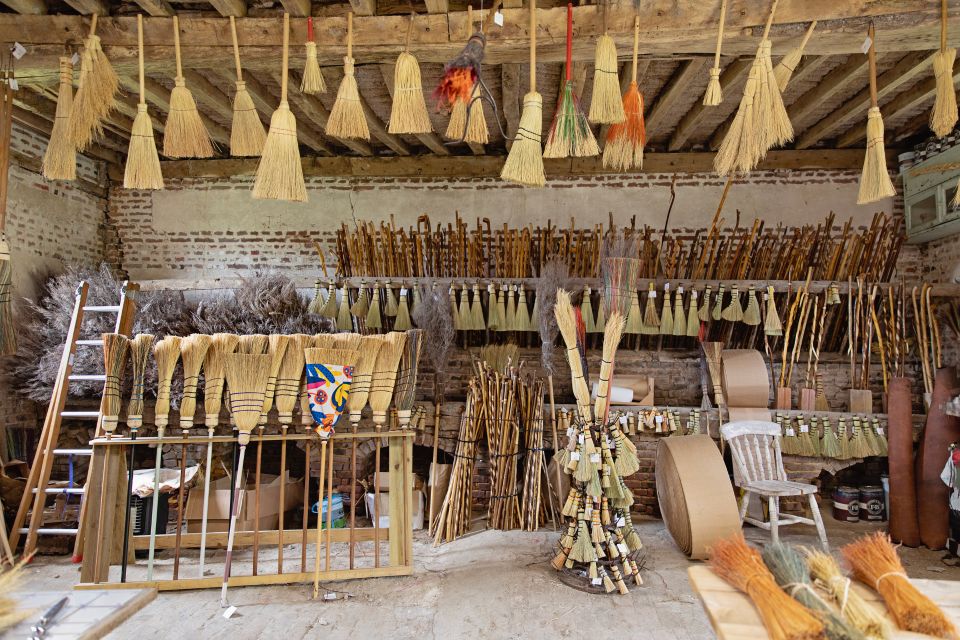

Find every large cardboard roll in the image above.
[917,367,960,549]
[721,349,770,408]
[656,435,741,559]
[888,377,921,547]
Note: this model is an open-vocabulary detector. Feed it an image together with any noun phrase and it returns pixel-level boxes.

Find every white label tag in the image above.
[861,36,872,54]
[570,451,581,461]
[590,453,601,464]
[616,516,626,527]
[655,415,663,424]
[400,287,408,296]
[877,427,884,436]
[591,577,602,586]
[323,592,337,601]
[677,286,684,294]
[618,543,629,554]
[566,427,575,437]
[619,415,627,425]
[578,433,585,444]
[650,291,657,298]
[222,606,238,619]
[786,428,796,437]
[8,78,17,91]
[493,10,504,26]
[71,52,80,65]
[11,42,26,59]
[800,424,809,433]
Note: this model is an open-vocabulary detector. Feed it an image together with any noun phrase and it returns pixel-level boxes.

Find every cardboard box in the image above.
[427,463,451,523]
[373,471,424,493]
[185,472,303,534]
[364,490,425,530]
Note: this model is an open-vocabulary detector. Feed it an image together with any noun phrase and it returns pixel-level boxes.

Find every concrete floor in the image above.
[15,515,960,640]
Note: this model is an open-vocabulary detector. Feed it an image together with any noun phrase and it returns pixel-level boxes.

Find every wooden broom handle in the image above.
[631,15,639,83]
[942,0,948,51]
[868,22,878,107]
[173,15,183,78]
[90,12,97,36]
[138,14,145,106]
[405,12,415,51]
[800,20,817,49]
[347,12,353,60]
[230,16,243,81]
[712,0,727,69]
[761,0,778,41]
[281,12,289,102]
[529,0,536,91]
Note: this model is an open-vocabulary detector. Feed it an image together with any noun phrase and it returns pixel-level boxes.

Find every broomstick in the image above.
[0,69,12,356]
[120,334,154,583]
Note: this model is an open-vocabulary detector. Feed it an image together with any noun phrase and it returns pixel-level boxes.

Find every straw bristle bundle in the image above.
[237,334,268,354]
[516,286,532,331]
[231,81,267,157]
[389,51,432,134]
[347,334,383,420]
[350,282,369,317]
[384,283,398,316]
[366,285,382,329]
[124,105,164,190]
[603,82,645,171]
[764,286,782,336]
[178,333,212,430]
[686,290,700,337]
[857,107,896,204]
[394,329,423,415]
[742,286,760,325]
[394,289,412,330]
[457,284,471,329]
[327,58,370,140]
[258,334,290,423]
[337,286,353,331]
[300,41,327,95]
[252,101,307,202]
[501,91,545,187]
[486,283,501,330]
[544,82,599,158]
[773,47,803,92]
[931,46,958,137]
[274,334,308,424]
[555,289,593,422]
[43,57,76,181]
[753,40,793,152]
[672,290,686,336]
[224,353,272,442]
[164,78,215,159]
[714,67,757,176]
[316,282,337,317]
[659,285,674,335]
[625,287,642,334]
[70,33,119,151]
[204,333,239,428]
[712,284,725,321]
[153,336,183,429]
[369,331,406,424]
[642,283,660,333]
[805,549,891,639]
[593,312,626,420]
[589,34,626,124]
[446,85,489,144]
[469,284,485,330]
[537,259,569,373]
[702,67,722,107]
[126,333,155,431]
[101,333,130,434]
[581,286,597,333]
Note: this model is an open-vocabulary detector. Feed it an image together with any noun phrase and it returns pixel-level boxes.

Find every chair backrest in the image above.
[719,420,787,486]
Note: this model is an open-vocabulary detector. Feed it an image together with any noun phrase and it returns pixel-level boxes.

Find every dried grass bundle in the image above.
[327,13,370,141]
[178,333,211,430]
[0,561,30,632]
[101,333,130,435]
[224,353,271,444]
[124,15,163,190]
[229,16,266,157]
[237,333,268,354]
[501,90,545,187]
[42,57,76,181]
[70,14,119,151]
[153,336,182,431]
[842,532,957,637]
[389,14,431,134]
[764,286,782,336]
[395,288,412,330]
[468,284,485,330]
[480,343,519,372]
[395,329,422,426]
[126,333,155,433]
[709,534,824,640]
[164,16,215,159]
[805,549,890,639]
[642,282,659,333]
[722,285,743,322]
[743,286,761,325]
[274,333,308,424]
[446,85,488,144]
[714,66,757,176]
[203,333,239,428]
[931,0,957,138]
[589,32,625,124]
[659,284,674,335]
[369,331,406,425]
[301,17,327,96]
[686,290,700,337]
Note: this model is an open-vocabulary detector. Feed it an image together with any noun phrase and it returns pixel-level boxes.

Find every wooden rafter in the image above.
[357,90,411,156]
[348,0,376,17]
[181,69,235,123]
[379,63,450,155]
[500,63,520,151]
[0,0,45,14]
[280,0,310,17]
[644,58,708,142]
[236,71,335,156]
[423,0,448,14]
[786,54,871,130]
[117,74,232,147]
[208,0,246,17]
[63,0,107,15]
[669,57,750,151]
[131,0,173,17]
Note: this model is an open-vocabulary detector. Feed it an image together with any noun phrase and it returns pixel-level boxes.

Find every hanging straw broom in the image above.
[603,16,644,171]
[544,3,599,158]
[301,17,327,95]
[702,0,727,106]
[439,5,495,145]
[389,13,431,134]
[501,0,545,187]
[229,16,266,156]
[253,13,306,202]
[588,2,625,124]
[805,549,891,640]
[100,333,130,436]
[857,23,896,205]
[773,21,816,91]
[446,84,488,143]
[327,12,370,140]
[124,15,163,190]
[70,14,119,151]
[931,0,957,138]
[164,16,214,158]
[42,57,76,181]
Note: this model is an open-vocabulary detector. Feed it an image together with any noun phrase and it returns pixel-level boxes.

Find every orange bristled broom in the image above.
[603,16,644,171]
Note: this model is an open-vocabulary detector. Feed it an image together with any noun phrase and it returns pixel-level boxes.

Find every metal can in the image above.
[859,485,885,522]
[832,485,860,522]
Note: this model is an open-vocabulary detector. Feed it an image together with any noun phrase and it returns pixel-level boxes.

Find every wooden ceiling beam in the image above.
[0,0,45,15]
[280,0,311,17]
[669,57,750,151]
[348,0,376,17]
[644,57,708,142]
[500,63,520,151]
[208,0,247,18]
[286,69,374,156]
[63,0,108,15]
[890,109,931,144]
[132,0,174,17]
[796,51,930,149]
[379,63,450,155]
[181,69,235,121]
[423,0,448,14]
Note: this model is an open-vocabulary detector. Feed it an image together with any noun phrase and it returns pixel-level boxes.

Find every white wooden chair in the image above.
[719,420,829,550]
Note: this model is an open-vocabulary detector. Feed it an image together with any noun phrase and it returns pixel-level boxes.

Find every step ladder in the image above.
[9,279,138,560]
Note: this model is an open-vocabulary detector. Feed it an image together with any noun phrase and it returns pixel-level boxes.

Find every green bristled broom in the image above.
[389,13,432,134]
[164,16,215,159]
[588,2,625,124]
[544,3,599,159]
[931,0,957,137]
[301,17,327,95]
[42,57,76,181]
[70,14,119,151]
[702,0,727,107]
[229,15,266,157]
[501,0,545,187]
[252,13,307,203]
[603,16,644,171]
[327,12,370,140]
[857,23,896,205]
[124,15,164,191]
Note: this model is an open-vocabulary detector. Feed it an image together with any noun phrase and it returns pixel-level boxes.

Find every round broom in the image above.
[123,15,164,191]
[602,17,644,171]
[229,16,266,157]
[101,333,130,437]
[389,13,432,134]
[544,3,599,159]
[253,13,307,203]
[501,0,545,187]
[588,1,625,124]
[773,21,816,91]
[220,353,272,607]
[346,334,382,565]
[301,17,327,96]
[327,12,370,140]
[70,14,119,151]
[857,23,896,205]
[164,16,215,159]
[42,57,76,181]
[120,333,153,583]
[931,0,957,138]
[702,0,728,107]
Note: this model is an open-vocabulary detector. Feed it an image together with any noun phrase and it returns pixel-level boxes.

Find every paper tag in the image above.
[566,427,575,437]
[8,78,17,91]
[570,451,581,461]
[616,516,626,527]
[861,36,872,54]
[618,543,629,554]
[619,415,627,425]
[11,42,26,60]
[493,10,504,26]
[590,453,601,464]
[655,415,663,424]
[591,577,603,586]
[323,592,337,601]
[876,427,884,436]
[677,286,684,295]
[785,428,796,437]
[222,606,238,619]
[650,291,657,298]
[578,433,585,444]
[800,424,809,433]
[400,287,408,296]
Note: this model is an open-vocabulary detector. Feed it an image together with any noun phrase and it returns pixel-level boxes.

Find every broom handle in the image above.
[173,15,183,78]
[761,0,779,40]
[564,3,572,81]
[529,0,536,91]
[347,12,353,61]
[631,15,639,83]
[405,12,415,51]
[90,12,97,36]
[799,20,817,50]
[867,23,878,107]
[138,14,145,106]
[712,0,727,69]
[230,16,243,82]
[281,12,290,102]
[942,0,948,51]
[307,16,314,44]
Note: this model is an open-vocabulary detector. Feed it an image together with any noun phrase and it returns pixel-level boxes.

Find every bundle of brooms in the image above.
[70,14,119,151]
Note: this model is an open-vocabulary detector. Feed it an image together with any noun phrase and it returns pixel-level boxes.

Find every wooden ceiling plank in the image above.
[11,105,121,181]
[279,0,311,18]
[63,0,108,15]
[378,63,450,155]
[423,0,448,14]
[668,57,750,151]
[644,57,708,142]
[208,0,247,18]
[132,0,173,17]
[890,109,930,144]
[786,54,870,127]
[796,51,930,149]
[348,0,376,17]
[181,69,234,120]
[0,0,45,15]
[286,69,374,156]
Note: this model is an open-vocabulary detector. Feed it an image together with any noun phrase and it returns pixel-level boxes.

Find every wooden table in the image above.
[688,565,960,640]
[5,588,156,639]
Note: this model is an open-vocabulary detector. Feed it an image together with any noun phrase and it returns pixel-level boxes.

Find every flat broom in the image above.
[301,17,327,95]
[389,13,432,134]
[70,14,119,151]
[603,16,644,171]
[501,0,545,187]
[588,1,625,125]
[42,57,76,181]
[253,13,307,203]
[124,15,164,191]
[327,13,370,141]
[229,16,266,157]
[120,334,154,583]
[857,23,896,205]
[164,16,215,159]
[931,0,957,138]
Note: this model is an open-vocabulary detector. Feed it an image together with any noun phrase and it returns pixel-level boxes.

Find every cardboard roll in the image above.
[720,349,770,408]
[655,435,741,559]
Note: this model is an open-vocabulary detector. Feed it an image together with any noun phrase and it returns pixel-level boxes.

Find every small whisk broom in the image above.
[389,13,431,134]
[773,21,816,91]
[229,16,266,157]
[42,57,76,181]
[301,17,327,95]
[327,12,370,141]
[124,15,163,190]
[164,16,215,158]
[931,0,957,138]
[588,2,625,124]
[857,23,896,205]
[702,0,727,106]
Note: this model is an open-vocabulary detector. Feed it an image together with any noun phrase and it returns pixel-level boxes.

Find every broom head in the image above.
[230,81,267,157]
[225,353,272,443]
[589,34,626,124]
[445,85,488,144]
[164,77,215,159]
[545,81,599,158]
[602,81,644,171]
[931,46,958,138]
[773,46,803,91]
[501,91,545,187]
[301,41,327,95]
[70,34,119,151]
[702,67,722,107]
[123,104,164,190]
[857,106,896,204]
[389,51,432,134]
[253,100,307,202]
[714,66,757,176]
[326,57,370,140]
[43,57,76,181]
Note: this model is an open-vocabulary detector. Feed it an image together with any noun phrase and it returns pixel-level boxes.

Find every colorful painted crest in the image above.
[305,362,353,439]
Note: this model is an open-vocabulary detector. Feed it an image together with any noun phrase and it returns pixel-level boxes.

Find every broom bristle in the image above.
[702,67,722,107]
[366,285,382,329]
[347,334,383,420]
[773,47,803,92]
[127,333,156,431]
[368,331,407,424]
[350,282,369,318]
[672,290,686,336]
[178,333,212,430]
[642,283,660,333]
[589,34,626,124]
[555,289,593,422]
[389,51,432,134]
[764,286,782,336]
[259,334,291,423]
[153,336,183,429]
[857,107,896,204]
[43,57,76,181]
[544,82,599,158]
[394,289,412,330]
[231,81,267,157]
[164,78,215,158]
[714,67,757,176]
[446,86,489,144]
[237,334,268,354]
[101,333,130,433]
[124,105,164,190]
[224,353,272,442]
[327,58,370,140]
[805,549,892,639]
[469,284,485,330]
[931,47,958,137]
[394,329,422,416]
[300,41,327,95]
[70,34,119,150]
[742,286,761,325]
[659,285,674,335]
[755,41,793,151]
[686,290,700,337]
[253,102,307,202]
[273,333,308,423]
[501,91,545,187]
[204,333,239,428]
[603,82,645,171]
[625,288,642,334]
[593,311,626,420]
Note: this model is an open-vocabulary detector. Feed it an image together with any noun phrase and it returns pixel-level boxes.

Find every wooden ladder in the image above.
[9,279,138,560]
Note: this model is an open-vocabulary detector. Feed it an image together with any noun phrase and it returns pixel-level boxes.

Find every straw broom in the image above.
[220,353,272,607]
[931,0,957,138]
[70,14,119,151]
[253,13,306,203]
[121,335,148,581]
[124,15,164,190]
[588,2,625,124]
[773,21,816,91]
[164,16,214,159]
[237,333,268,354]
[593,312,625,424]
[346,334,382,565]
[805,549,890,639]
[395,329,423,428]
[702,0,727,106]
[603,18,645,171]
[229,16,266,157]
[0,77,12,357]
[389,13,432,134]
[751,1,792,155]
[327,13,369,141]
[301,17,327,95]
[857,23,896,205]
[42,57,76,181]
[544,4,599,158]
[501,0,545,187]
[554,289,593,423]
[842,532,957,637]
[100,333,130,437]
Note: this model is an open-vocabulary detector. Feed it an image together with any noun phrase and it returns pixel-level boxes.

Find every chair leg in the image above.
[809,493,829,551]
[738,489,750,525]
[768,496,779,544]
